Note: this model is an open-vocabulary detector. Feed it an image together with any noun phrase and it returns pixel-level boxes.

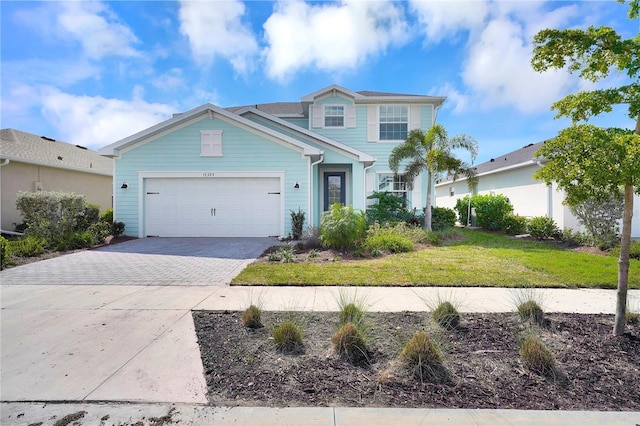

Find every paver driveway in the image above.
[0,237,277,286]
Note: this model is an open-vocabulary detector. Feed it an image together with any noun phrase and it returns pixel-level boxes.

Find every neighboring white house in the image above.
[434,141,640,238]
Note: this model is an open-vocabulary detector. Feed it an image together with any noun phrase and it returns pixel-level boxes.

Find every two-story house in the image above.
[98,85,445,238]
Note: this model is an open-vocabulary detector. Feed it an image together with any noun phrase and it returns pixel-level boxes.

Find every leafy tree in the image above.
[531,0,639,335]
[389,125,478,231]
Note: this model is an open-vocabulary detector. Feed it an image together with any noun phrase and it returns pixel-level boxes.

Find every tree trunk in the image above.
[425,172,433,231]
[614,184,633,336]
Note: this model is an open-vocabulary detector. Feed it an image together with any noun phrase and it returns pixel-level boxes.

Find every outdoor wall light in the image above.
[294,182,300,189]
[121,182,128,189]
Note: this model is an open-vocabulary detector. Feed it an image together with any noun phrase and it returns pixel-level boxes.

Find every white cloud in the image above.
[178,0,258,74]
[56,1,140,59]
[2,59,100,88]
[409,0,489,43]
[151,68,187,91]
[263,0,409,81]
[36,87,174,149]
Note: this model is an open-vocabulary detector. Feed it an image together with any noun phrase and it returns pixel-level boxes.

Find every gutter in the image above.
[434,159,538,187]
[363,161,376,208]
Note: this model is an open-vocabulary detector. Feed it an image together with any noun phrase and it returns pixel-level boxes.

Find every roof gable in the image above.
[1,128,112,175]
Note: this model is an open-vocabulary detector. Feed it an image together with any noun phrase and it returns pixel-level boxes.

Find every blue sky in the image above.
[1,0,637,164]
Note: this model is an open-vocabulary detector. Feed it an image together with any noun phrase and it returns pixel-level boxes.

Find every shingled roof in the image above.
[1,128,112,176]
[437,140,547,184]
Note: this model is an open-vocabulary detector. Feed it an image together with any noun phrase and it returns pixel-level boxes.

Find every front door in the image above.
[323,172,346,211]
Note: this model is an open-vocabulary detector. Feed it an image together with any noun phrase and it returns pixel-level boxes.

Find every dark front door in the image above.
[324,172,346,211]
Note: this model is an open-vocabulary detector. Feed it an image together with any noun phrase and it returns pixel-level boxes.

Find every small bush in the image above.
[112,221,125,237]
[267,246,295,263]
[455,194,513,230]
[570,196,622,250]
[290,209,305,240]
[560,228,592,247]
[401,331,443,380]
[365,191,410,225]
[518,300,545,326]
[0,236,7,270]
[339,303,364,325]
[626,312,639,325]
[430,206,456,231]
[101,208,114,224]
[610,240,640,261]
[307,249,319,259]
[301,227,322,249]
[432,301,461,330]
[272,321,303,353]
[528,216,560,240]
[53,231,94,251]
[320,204,367,250]
[364,233,414,254]
[242,305,262,329]
[8,235,47,257]
[88,221,111,244]
[520,335,555,374]
[331,322,368,361]
[502,214,529,235]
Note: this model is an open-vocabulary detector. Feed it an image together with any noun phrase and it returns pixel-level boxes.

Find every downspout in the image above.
[309,154,324,228]
[535,160,552,218]
[363,161,375,209]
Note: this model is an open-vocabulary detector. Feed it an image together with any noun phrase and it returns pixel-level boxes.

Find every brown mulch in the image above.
[193,310,640,410]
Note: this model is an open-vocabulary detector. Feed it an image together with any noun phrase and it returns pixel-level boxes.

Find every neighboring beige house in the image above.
[0,129,113,232]
[435,141,640,238]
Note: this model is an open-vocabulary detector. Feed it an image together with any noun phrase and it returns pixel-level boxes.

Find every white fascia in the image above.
[434,160,538,187]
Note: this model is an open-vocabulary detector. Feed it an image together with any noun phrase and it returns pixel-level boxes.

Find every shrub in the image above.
[520,335,555,375]
[112,221,125,237]
[570,196,622,250]
[626,312,639,325]
[331,322,368,361]
[267,245,295,263]
[560,228,592,247]
[320,204,367,250]
[610,240,640,261]
[430,206,456,231]
[53,231,94,251]
[502,214,529,235]
[272,321,303,353]
[290,209,305,239]
[454,194,513,230]
[364,233,414,254]
[101,208,114,224]
[8,235,47,257]
[339,303,364,325]
[77,203,100,231]
[365,191,409,225]
[528,216,560,240]
[242,305,262,329]
[0,236,7,270]
[432,301,461,330]
[518,300,545,326]
[88,222,111,244]
[401,331,443,380]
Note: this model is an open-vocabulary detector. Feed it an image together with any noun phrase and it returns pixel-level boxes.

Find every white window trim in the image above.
[379,105,409,142]
[377,172,409,198]
[323,105,346,128]
[200,130,223,157]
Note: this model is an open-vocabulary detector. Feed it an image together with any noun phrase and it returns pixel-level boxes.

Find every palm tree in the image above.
[389,125,478,231]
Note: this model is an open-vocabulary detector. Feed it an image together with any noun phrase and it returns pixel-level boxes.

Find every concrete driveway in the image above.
[0,237,276,286]
[0,237,276,403]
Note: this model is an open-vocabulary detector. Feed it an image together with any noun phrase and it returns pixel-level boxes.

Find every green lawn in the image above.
[232,229,639,288]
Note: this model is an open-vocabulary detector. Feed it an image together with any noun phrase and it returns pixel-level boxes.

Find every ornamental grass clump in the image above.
[518,300,545,326]
[272,321,303,354]
[331,322,368,363]
[432,301,461,330]
[339,303,364,326]
[401,331,443,381]
[520,334,555,375]
[241,304,262,329]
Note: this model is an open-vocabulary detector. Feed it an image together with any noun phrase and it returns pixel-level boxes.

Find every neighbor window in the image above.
[379,105,408,141]
[450,187,455,197]
[324,105,345,127]
[378,173,407,198]
[201,130,223,157]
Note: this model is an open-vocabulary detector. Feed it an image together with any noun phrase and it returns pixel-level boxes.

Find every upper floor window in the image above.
[201,130,223,157]
[379,106,408,141]
[378,173,407,198]
[324,105,344,127]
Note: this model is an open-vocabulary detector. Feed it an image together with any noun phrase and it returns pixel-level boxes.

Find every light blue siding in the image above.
[115,115,309,237]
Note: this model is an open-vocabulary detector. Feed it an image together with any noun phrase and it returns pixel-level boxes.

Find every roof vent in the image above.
[524,143,534,148]
[57,156,63,160]
[41,136,56,142]
[75,145,87,150]
[490,158,495,162]
[504,157,508,160]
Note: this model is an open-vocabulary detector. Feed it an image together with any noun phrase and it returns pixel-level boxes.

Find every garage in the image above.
[144,177,281,237]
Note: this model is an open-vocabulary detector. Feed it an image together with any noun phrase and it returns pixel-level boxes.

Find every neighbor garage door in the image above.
[144,177,281,237]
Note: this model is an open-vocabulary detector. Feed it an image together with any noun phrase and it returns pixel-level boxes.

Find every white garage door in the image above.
[145,177,281,237]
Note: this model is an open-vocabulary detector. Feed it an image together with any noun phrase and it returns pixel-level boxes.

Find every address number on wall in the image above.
[202,172,215,177]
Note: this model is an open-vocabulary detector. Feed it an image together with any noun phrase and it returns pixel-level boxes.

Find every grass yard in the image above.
[232,229,639,288]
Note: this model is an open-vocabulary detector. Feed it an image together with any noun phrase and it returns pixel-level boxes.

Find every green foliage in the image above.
[528,216,561,240]
[320,204,367,250]
[267,245,295,263]
[610,240,640,261]
[88,222,111,244]
[365,191,410,225]
[339,303,364,325]
[77,203,100,231]
[290,209,305,240]
[8,235,47,258]
[53,231,95,251]
[432,301,461,330]
[473,194,514,231]
[242,305,262,329]
[430,206,456,231]
[272,321,303,353]
[518,300,545,326]
[560,228,592,247]
[520,335,555,375]
[570,196,622,250]
[400,331,443,381]
[0,236,7,270]
[112,221,125,237]
[503,214,530,235]
[100,208,114,224]
[364,226,415,254]
[331,322,368,362]
[454,196,473,226]
[388,125,478,230]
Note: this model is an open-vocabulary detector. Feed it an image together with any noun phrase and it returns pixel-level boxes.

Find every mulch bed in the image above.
[193,310,640,410]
